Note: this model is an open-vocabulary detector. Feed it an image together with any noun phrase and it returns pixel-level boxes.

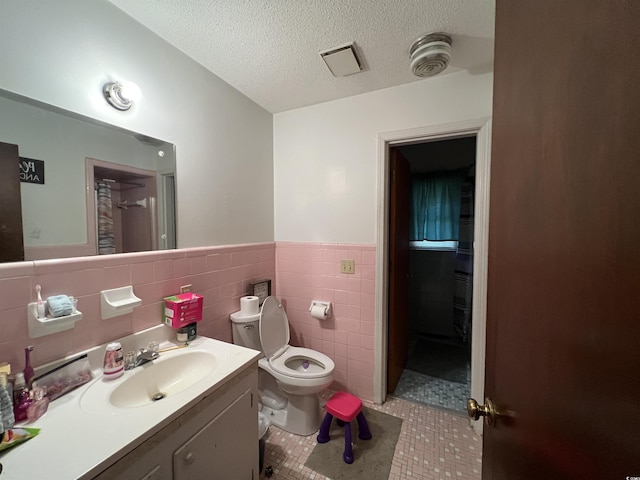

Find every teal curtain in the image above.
[410,171,464,241]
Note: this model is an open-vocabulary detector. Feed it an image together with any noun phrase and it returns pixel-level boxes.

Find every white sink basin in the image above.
[110,351,217,408]
[80,348,221,414]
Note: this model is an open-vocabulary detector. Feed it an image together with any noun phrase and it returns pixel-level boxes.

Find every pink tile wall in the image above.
[0,243,275,371]
[0,241,378,402]
[275,242,376,401]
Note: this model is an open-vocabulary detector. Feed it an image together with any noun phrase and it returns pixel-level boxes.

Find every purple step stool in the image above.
[316,391,372,464]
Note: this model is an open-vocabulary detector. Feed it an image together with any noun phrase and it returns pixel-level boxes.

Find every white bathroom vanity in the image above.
[0,329,260,479]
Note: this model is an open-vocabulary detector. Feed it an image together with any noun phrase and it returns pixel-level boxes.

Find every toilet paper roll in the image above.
[240,296,260,315]
[310,304,328,321]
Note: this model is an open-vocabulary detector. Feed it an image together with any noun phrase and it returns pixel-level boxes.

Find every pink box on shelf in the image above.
[163,293,203,328]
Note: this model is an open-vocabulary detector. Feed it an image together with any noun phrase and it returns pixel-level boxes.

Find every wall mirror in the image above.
[0,88,176,263]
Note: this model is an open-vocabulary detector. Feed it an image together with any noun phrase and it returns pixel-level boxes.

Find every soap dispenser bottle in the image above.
[12,372,31,423]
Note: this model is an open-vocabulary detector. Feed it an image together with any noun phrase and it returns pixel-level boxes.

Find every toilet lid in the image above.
[259,296,290,358]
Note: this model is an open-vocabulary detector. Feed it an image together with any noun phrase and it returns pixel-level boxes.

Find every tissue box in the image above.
[163,293,203,328]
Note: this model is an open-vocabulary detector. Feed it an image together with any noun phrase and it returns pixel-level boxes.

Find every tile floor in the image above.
[260,391,482,480]
[394,368,471,414]
[393,335,471,414]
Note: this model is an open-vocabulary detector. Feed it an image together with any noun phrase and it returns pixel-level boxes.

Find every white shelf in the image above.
[27,302,83,338]
[100,286,142,319]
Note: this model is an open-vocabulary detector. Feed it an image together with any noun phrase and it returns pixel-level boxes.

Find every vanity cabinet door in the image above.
[173,388,257,479]
[92,447,171,480]
[137,465,162,480]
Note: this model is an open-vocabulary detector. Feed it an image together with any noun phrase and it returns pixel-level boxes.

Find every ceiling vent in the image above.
[319,42,363,77]
[409,32,452,78]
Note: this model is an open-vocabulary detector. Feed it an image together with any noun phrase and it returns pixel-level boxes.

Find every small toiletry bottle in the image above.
[12,373,31,422]
[103,342,124,379]
[176,326,189,343]
[12,373,25,405]
[186,323,197,341]
[0,373,15,430]
[26,386,49,422]
[23,346,35,387]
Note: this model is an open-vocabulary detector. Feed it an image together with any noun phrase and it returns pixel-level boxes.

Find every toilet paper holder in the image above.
[309,300,332,318]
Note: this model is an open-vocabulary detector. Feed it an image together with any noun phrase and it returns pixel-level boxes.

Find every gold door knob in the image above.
[467,397,496,426]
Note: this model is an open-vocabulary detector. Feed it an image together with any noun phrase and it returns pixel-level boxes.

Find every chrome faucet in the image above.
[124,342,160,370]
[135,348,159,367]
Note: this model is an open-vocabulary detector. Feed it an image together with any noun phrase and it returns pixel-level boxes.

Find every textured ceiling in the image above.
[109,0,495,113]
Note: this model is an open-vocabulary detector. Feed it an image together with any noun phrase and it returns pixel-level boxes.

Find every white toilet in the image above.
[230,296,335,436]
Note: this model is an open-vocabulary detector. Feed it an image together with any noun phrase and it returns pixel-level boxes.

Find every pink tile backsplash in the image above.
[275,242,376,401]
[0,243,275,371]
[0,240,377,402]
[0,276,33,310]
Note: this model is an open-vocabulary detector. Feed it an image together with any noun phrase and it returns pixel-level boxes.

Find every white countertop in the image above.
[0,330,259,479]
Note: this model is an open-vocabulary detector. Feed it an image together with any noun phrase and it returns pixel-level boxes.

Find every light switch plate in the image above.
[340,259,355,274]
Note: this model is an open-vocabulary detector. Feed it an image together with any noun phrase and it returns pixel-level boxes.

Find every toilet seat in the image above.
[259,296,334,380]
[269,346,335,379]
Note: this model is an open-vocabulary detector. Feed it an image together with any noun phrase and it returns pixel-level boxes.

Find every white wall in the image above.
[1,0,273,248]
[273,71,494,244]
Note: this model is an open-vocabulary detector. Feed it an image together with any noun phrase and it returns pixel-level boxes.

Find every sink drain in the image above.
[151,392,166,402]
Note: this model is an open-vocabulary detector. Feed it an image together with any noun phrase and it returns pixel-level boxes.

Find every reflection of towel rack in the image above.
[117,199,147,210]
[95,178,145,191]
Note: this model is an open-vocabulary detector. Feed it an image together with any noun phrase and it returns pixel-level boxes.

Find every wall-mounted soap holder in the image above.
[27,302,83,338]
[100,286,142,319]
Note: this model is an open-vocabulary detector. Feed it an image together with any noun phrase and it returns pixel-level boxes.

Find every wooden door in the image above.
[387,148,410,393]
[0,142,24,262]
[482,1,640,478]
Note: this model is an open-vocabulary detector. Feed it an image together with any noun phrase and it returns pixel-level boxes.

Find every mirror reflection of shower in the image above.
[117,198,148,210]
[91,159,175,255]
[159,173,177,250]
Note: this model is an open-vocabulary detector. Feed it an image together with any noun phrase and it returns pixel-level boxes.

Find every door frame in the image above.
[374,117,492,433]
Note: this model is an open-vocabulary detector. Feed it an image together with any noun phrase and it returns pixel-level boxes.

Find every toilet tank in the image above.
[230,311,263,355]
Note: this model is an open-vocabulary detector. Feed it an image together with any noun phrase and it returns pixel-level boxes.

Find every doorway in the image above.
[86,158,159,254]
[0,142,24,262]
[390,136,476,413]
[374,118,491,434]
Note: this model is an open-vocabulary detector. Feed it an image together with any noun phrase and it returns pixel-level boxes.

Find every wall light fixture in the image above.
[102,81,140,111]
